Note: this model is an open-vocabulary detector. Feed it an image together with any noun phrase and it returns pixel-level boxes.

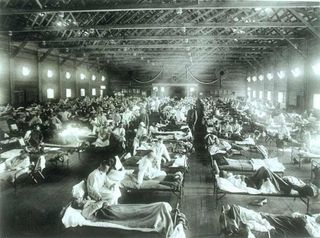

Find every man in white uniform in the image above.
[87,160,121,205]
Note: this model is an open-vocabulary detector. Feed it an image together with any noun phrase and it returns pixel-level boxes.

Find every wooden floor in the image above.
[1,141,320,238]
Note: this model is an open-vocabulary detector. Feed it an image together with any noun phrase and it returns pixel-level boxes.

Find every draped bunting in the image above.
[133,67,164,84]
[186,65,219,85]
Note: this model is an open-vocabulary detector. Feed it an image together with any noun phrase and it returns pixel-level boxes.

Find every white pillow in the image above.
[72,180,86,198]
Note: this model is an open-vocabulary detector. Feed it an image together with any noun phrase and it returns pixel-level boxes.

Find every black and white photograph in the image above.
[0,0,320,237]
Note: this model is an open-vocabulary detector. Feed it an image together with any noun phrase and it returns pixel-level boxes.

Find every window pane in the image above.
[80,88,85,96]
[66,88,72,98]
[47,88,54,99]
[313,94,320,109]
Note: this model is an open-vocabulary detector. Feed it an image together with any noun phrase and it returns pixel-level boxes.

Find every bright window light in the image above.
[153,86,158,91]
[160,87,165,92]
[47,88,54,99]
[66,88,72,98]
[92,75,96,81]
[92,88,96,96]
[258,75,264,81]
[252,90,256,98]
[80,73,86,80]
[101,76,105,81]
[247,91,251,98]
[22,66,30,76]
[100,85,106,89]
[190,87,195,92]
[80,88,85,96]
[47,69,53,78]
[247,77,251,82]
[266,73,273,80]
[267,91,272,101]
[247,87,251,91]
[291,67,302,77]
[278,91,284,103]
[313,94,320,109]
[65,71,71,79]
[277,70,285,79]
[259,91,263,99]
[252,76,257,82]
[312,63,320,75]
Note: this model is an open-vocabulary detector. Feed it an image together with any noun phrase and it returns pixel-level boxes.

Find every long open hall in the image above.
[1,1,320,238]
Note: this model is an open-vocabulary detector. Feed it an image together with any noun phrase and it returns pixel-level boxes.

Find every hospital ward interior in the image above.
[1,0,320,237]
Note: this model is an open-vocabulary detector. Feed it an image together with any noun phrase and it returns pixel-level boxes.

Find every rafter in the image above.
[289,8,320,39]
[1,22,317,33]
[274,28,307,58]
[1,1,319,15]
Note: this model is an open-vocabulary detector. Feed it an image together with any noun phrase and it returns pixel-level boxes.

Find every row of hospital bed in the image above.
[59,125,191,238]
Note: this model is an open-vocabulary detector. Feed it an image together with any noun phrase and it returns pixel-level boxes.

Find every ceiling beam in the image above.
[39,48,54,62]
[274,28,307,58]
[1,1,319,15]
[2,22,317,33]
[288,9,320,39]
[10,41,28,58]
[11,34,305,43]
[44,43,282,50]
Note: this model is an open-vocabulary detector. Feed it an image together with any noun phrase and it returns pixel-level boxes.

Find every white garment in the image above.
[137,156,166,185]
[87,169,121,205]
[238,206,275,233]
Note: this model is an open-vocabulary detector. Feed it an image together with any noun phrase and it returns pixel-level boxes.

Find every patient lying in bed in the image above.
[63,180,186,238]
[221,204,320,237]
[219,166,317,196]
[72,198,174,236]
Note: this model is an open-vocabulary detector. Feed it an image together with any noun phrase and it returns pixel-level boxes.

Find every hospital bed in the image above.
[210,154,285,176]
[61,180,187,238]
[120,171,184,205]
[212,160,311,213]
[291,147,320,168]
[122,154,189,174]
[219,204,320,238]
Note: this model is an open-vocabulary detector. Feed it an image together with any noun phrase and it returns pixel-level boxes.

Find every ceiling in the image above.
[0,0,320,80]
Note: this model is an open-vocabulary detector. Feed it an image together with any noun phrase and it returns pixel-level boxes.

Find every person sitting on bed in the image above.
[137,150,167,185]
[221,166,318,197]
[87,159,121,205]
[221,204,320,237]
[206,134,232,155]
[152,138,171,169]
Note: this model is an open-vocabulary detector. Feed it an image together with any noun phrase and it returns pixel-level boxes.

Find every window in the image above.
[259,91,263,99]
[100,90,104,97]
[101,76,106,81]
[92,88,96,96]
[267,91,272,101]
[66,88,72,98]
[22,66,30,76]
[80,88,85,96]
[252,90,256,98]
[313,94,320,110]
[100,85,106,89]
[47,69,53,78]
[258,75,264,81]
[47,88,54,99]
[65,72,71,79]
[92,75,96,81]
[80,73,86,80]
[278,91,284,103]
